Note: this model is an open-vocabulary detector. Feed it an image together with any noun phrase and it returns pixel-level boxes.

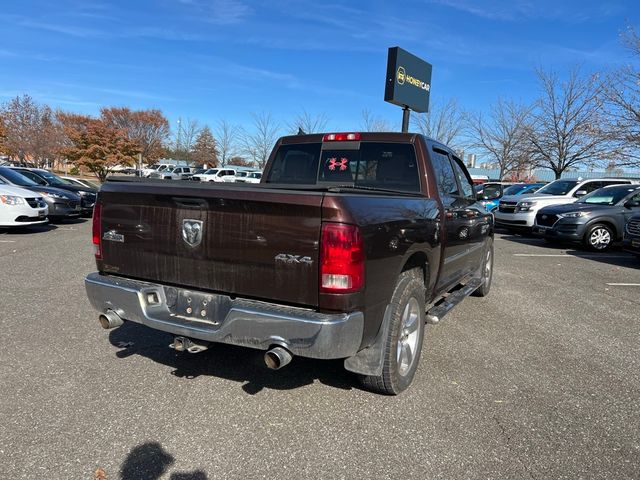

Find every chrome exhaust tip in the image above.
[264,346,293,370]
[98,310,124,329]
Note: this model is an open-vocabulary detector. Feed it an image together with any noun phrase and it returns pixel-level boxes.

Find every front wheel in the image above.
[584,224,613,251]
[358,269,425,395]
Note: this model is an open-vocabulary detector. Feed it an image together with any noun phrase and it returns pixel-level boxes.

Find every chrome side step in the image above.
[426,278,482,324]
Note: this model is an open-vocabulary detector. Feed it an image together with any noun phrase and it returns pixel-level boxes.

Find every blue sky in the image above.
[1,0,638,133]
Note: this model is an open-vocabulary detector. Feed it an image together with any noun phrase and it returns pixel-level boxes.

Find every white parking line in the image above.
[514,253,630,258]
[0,240,16,243]
[606,283,640,286]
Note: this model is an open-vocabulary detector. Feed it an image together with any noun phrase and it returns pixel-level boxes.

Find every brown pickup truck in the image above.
[85,132,494,394]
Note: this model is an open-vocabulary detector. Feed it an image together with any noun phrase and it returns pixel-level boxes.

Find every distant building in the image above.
[467,154,476,168]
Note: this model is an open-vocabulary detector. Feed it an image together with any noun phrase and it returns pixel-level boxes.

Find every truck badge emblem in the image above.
[275,253,313,266]
[103,230,124,243]
[182,219,203,247]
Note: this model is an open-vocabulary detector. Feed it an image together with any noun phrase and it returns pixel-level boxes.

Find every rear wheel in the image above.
[584,224,613,251]
[358,269,425,395]
[472,236,494,297]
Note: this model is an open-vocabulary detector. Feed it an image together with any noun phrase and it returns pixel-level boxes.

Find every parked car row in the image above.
[139,163,263,183]
[488,176,640,252]
[0,167,98,227]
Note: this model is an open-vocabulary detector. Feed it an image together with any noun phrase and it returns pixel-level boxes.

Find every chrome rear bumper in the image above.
[84,272,364,359]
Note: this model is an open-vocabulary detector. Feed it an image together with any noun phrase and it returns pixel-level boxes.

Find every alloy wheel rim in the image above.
[485,248,492,280]
[590,228,611,249]
[397,297,420,376]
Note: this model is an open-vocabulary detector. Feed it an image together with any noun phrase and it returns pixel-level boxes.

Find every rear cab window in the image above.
[266,141,421,193]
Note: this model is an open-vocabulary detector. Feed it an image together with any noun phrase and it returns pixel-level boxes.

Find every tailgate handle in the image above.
[172,197,208,209]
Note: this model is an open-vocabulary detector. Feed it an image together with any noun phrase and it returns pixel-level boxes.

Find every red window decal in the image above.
[328,158,348,171]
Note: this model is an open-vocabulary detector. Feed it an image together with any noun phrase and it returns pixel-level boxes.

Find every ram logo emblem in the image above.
[182,219,204,247]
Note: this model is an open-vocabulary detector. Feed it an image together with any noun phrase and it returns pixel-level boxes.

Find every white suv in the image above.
[495,178,637,230]
[190,168,237,182]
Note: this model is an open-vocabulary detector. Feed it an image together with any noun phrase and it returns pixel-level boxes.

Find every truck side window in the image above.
[431,148,459,198]
[451,156,474,199]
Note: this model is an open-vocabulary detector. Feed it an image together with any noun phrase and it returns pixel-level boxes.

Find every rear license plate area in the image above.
[161,287,231,325]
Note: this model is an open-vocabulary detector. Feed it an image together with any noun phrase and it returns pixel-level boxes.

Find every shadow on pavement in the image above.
[0,223,58,235]
[50,216,89,225]
[118,441,207,479]
[497,230,639,269]
[108,322,356,395]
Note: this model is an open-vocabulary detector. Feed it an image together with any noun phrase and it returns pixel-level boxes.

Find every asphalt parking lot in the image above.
[1,221,638,479]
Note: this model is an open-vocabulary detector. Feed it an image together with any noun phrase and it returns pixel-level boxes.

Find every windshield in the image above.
[204,169,218,174]
[34,170,66,186]
[536,180,579,196]
[0,167,39,186]
[266,142,420,193]
[80,180,100,189]
[481,184,503,199]
[503,184,527,196]
[578,186,639,205]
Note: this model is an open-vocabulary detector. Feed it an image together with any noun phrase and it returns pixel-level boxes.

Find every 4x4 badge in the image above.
[182,219,203,247]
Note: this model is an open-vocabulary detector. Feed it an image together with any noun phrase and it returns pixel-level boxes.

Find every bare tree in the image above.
[170,118,201,161]
[287,109,329,134]
[361,109,393,132]
[0,117,7,155]
[600,26,640,166]
[215,119,239,167]
[0,94,60,167]
[467,99,532,179]
[241,112,281,168]
[413,98,466,149]
[526,67,611,179]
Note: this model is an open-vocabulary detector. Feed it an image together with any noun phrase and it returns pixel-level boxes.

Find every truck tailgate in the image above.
[98,182,323,307]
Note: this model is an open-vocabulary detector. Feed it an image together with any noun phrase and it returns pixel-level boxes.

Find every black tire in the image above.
[472,236,494,297]
[358,268,425,395]
[583,224,614,251]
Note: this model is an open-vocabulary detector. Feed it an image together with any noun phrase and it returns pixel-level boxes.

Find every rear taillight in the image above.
[320,223,364,293]
[322,132,361,142]
[92,202,102,259]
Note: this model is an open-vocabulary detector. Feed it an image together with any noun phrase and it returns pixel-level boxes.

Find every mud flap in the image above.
[343,304,392,376]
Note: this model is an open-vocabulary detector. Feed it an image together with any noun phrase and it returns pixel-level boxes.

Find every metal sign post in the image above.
[402,106,411,133]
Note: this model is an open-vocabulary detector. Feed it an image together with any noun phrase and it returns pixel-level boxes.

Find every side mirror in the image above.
[624,200,640,209]
[574,190,587,197]
[36,178,47,186]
